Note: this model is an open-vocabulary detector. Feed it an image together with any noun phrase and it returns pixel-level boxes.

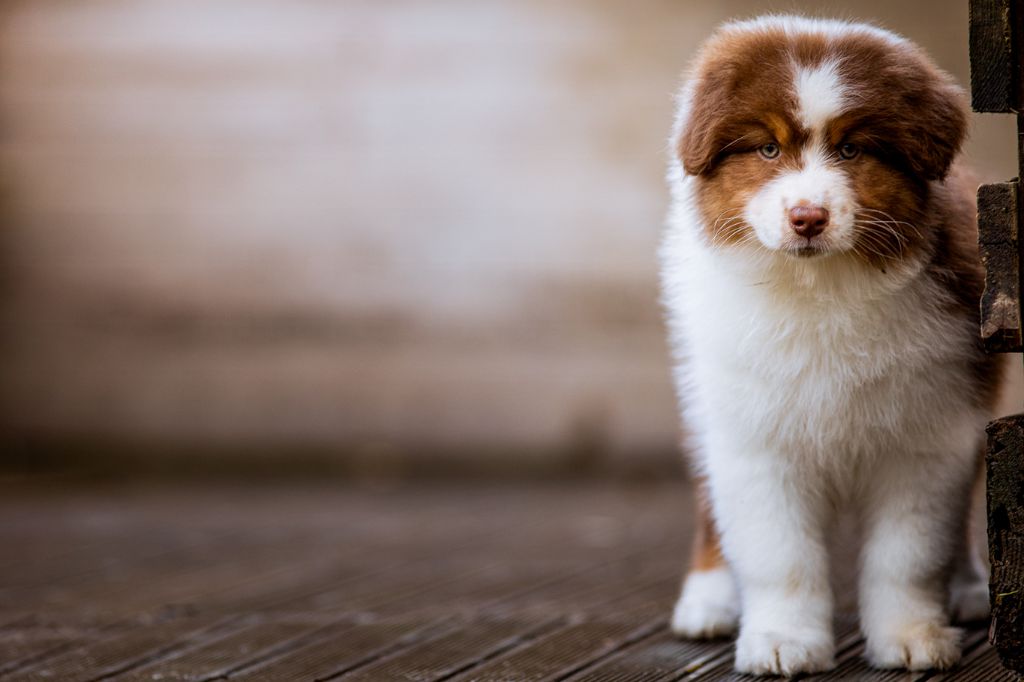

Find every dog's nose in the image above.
[788,205,829,238]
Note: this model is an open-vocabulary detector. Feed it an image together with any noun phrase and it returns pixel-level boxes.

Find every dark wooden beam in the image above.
[972,0,1024,675]
[987,415,1024,673]
[970,0,1017,112]
[973,0,1024,354]
[978,181,1023,352]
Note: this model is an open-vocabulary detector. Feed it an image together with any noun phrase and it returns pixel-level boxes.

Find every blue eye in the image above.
[759,143,781,159]
[839,142,860,160]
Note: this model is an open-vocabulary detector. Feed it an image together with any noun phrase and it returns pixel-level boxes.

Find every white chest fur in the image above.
[661,181,985,472]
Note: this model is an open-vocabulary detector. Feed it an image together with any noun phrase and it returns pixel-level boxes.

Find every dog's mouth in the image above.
[784,243,828,258]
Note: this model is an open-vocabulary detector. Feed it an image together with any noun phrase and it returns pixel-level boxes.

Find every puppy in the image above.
[659,16,1004,675]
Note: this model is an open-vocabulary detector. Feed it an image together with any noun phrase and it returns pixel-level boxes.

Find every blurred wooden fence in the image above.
[0,0,1015,475]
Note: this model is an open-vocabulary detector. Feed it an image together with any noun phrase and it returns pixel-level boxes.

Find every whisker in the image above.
[856,208,923,239]
[854,221,910,245]
[852,230,903,260]
[718,132,760,154]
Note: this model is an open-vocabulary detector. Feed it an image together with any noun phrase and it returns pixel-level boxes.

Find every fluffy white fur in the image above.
[661,16,991,676]
[672,565,740,638]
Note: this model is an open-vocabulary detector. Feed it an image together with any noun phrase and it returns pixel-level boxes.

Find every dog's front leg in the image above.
[706,444,836,676]
[859,449,974,671]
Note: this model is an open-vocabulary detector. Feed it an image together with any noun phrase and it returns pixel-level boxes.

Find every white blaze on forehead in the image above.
[793,60,846,132]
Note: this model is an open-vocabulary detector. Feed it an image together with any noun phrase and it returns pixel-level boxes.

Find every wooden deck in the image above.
[0,479,1015,681]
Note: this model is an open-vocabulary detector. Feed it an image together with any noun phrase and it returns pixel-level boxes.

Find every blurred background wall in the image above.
[0,0,1017,477]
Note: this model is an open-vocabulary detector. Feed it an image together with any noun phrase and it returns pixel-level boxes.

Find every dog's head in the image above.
[676,17,967,268]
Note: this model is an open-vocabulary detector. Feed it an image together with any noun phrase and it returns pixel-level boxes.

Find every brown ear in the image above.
[677,74,734,176]
[891,80,967,182]
[909,80,962,180]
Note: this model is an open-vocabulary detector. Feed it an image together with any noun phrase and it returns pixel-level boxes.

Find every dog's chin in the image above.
[778,238,839,260]
[787,246,825,258]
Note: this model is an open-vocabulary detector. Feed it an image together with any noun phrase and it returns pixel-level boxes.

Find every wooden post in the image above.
[972,0,1023,352]
[987,417,1024,671]
[971,0,1024,673]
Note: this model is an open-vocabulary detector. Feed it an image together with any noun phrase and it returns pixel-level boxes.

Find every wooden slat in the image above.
[0,630,97,676]
[437,553,677,622]
[987,414,1024,674]
[970,0,1017,112]
[340,618,559,681]
[231,619,449,681]
[116,618,343,681]
[978,181,1022,352]
[562,631,729,682]
[445,619,662,682]
[4,617,228,682]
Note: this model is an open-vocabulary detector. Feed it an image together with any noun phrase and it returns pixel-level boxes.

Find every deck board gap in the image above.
[90,616,243,682]
[548,619,667,682]
[315,620,461,681]
[206,617,361,681]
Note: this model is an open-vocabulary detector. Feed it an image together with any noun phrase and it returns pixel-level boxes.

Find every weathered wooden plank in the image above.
[978,181,1022,352]
[970,0,1017,112]
[116,618,338,681]
[987,414,1024,674]
[445,619,662,682]
[465,554,677,622]
[231,619,448,681]
[562,631,728,682]
[0,630,96,676]
[3,617,228,682]
[340,618,559,681]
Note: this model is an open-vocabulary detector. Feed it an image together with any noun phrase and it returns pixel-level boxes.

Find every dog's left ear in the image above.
[895,80,967,182]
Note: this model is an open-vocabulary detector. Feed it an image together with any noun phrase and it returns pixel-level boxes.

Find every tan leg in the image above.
[689,482,727,572]
[671,478,739,638]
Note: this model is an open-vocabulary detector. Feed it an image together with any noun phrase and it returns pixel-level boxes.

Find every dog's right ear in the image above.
[676,75,733,176]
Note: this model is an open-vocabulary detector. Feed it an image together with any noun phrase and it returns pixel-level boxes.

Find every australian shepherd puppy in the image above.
[660,16,1005,675]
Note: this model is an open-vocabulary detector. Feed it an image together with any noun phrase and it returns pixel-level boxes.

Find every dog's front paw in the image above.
[670,568,739,639]
[734,629,835,676]
[866,623,961,671]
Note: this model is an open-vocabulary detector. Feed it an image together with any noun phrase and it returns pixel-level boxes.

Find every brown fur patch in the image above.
[689,478,727,572]
[828,34,967,182]
[677,27,802,178]
[695,152,783,247]
[844,154,930,270]
[677,23,969,258]
[923,164,1005,412]
[679,25,966,181]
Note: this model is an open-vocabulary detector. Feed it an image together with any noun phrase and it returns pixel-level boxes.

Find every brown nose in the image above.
[788,205,830,238]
